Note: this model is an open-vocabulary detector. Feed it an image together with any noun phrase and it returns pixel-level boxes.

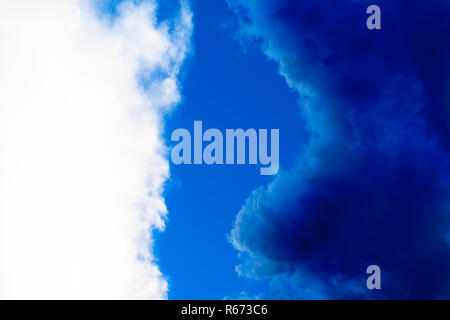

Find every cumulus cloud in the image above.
[0,0,191,299]
[228,0,450,299]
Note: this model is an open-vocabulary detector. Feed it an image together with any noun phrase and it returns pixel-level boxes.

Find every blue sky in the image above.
[157,0,306,299]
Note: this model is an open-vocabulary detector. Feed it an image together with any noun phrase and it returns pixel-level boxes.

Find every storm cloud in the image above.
[228,0,450,299]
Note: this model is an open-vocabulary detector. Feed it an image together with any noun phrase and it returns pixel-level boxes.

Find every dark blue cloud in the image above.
[228,0,450,299]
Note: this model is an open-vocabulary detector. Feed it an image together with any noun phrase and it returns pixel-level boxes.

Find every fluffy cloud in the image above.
[0,0,191,299]
[228,0,450,299]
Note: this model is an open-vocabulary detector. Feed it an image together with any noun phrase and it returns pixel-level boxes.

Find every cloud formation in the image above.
[228,0,450,299]
[0,0,191,299]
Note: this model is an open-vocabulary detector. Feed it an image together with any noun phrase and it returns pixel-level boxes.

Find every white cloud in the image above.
[0,0,191,299]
